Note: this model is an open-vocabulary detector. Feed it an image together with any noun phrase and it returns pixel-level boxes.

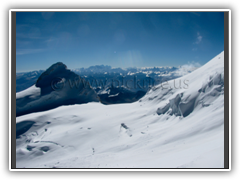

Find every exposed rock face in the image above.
[36,62,67,92]
[16,62,99,117]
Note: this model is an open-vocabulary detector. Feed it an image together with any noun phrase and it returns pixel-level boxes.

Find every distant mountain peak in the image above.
[16,62,99,117]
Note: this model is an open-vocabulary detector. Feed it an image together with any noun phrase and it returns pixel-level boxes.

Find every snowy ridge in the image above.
[16,52,224,168]
[141,51,224,117]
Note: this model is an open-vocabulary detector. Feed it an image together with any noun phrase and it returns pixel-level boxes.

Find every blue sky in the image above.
[16,11,224,72]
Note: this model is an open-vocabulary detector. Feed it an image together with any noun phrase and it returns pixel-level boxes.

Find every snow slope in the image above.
[16,52,224,168]
[16,70,44,92]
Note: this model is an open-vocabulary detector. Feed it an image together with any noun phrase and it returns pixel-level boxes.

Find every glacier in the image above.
[16,51,224,168]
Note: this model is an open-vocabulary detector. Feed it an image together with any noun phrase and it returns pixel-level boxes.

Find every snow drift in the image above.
[16,52,224,168]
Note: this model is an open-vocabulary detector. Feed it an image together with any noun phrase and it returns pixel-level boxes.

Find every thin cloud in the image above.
[16,40,31,46]
[174,62,201,76]
[194,32,202,44]
[44,37,57,43]
[16,49,46,55]
[16,25,42,39]
[17,33,43,39]
[190,12,201,17]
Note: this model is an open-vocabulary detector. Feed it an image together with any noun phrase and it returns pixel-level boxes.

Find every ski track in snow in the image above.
[16,51,224,168]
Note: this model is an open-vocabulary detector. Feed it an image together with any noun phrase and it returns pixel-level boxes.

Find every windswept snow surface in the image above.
[16,52,224,168]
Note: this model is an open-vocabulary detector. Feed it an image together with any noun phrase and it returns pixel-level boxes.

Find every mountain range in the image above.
[16,64,198,107]
[16,64,196,92]
[16,51,224,168]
